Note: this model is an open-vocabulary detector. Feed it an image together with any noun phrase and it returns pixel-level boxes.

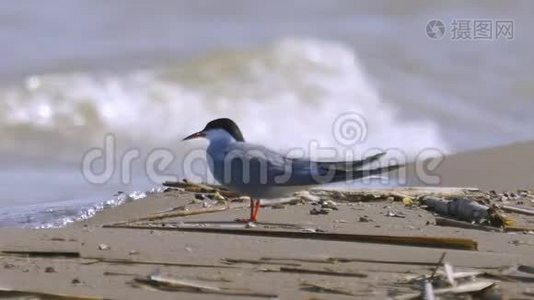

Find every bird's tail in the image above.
[331,163,403,182]
[315,152,386,171]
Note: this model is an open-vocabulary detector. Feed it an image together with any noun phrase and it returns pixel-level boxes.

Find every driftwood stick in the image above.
[0,250,80,258]
[0,288,102,300]
[110,200,301,226]
[104,224,478,251]
[260,256,447,266]
[134,274,277,298]
[504,225,534,232]
[163,181,240,198]
[501,205,534,216]
[110,205,241,225]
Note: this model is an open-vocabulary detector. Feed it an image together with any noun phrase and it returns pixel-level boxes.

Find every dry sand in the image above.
[408,141,534,190]
[1,142,534,299]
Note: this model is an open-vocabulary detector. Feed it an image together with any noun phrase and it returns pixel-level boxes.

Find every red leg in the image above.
[251,199,261,222]
[235,198,256,223]
[249,198,256,221]
[235,198,260,223]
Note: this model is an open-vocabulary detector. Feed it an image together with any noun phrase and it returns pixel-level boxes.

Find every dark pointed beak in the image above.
[183,131,206,141]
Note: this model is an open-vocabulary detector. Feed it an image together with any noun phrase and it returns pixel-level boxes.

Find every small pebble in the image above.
[128,250,139,255]
[72,278,81,284]
[98,243,110,251]
[3,263,15,269]
[310,207,329,215]
[194,193,205,200]
[320,200,338,210]
[386,211,405,218]
[359,216,372,222]
[245,222,256,228]
[44,266,55,273]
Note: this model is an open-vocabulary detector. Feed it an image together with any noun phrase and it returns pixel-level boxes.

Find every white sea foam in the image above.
[0,189,156,228]
[0,39,449,159]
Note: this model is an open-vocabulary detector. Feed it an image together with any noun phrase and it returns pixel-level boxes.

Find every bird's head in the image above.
[183,118,245,142]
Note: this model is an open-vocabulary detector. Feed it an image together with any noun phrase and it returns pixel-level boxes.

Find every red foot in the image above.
[234,198,260,223]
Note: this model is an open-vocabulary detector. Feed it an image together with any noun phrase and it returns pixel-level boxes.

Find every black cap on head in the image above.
[203,118,245,142]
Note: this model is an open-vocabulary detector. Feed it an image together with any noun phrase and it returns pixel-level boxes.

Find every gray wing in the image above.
[224,142,401,186]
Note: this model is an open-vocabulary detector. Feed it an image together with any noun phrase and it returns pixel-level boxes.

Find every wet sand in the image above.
[1,142,534,299]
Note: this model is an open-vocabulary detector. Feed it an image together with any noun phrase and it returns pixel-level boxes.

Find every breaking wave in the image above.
[0,38,449,159]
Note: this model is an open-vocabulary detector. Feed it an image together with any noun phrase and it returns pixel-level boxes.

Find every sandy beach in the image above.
[408,141,534,190]
[1,143,534,299]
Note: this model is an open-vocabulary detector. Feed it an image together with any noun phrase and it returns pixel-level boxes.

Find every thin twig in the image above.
[276,266,367,278]
[104,223,478,250]
[110,205,238,225]
[430,252,447,280]
[222,258,301,266]
[83,257,234,269]
[261,256,447,266]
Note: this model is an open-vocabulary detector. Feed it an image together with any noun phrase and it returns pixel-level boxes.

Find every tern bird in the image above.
[183,118,401,222]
